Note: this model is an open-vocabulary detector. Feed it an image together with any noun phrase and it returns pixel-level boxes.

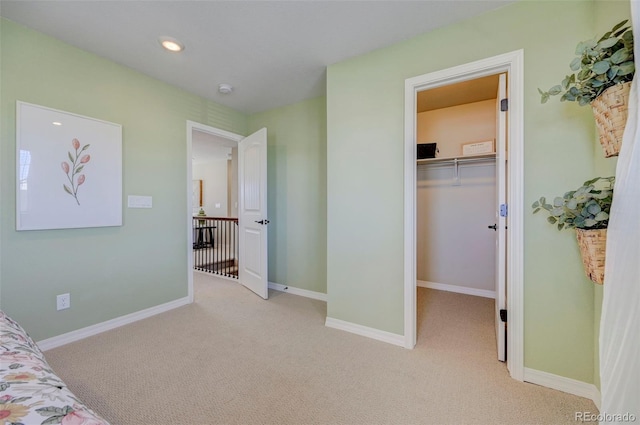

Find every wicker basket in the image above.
[591,82,632,158]
[575,229,607,284]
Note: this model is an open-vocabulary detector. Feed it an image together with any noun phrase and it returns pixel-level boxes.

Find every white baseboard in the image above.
[268,281,327,302]
[524,367,601,409]
[325,316,405,347]
[38,296,191,351]
[417,280,496,299]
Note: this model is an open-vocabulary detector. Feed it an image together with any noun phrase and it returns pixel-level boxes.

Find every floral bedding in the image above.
[0,311,109,425]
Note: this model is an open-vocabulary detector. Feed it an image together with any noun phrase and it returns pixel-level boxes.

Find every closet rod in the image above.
[417,155,496,185]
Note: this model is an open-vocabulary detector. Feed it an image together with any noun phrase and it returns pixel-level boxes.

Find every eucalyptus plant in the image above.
[539,20,634,105]
[532,176,614,230]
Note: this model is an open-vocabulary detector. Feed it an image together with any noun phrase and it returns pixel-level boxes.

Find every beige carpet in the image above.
[45,274,596,425]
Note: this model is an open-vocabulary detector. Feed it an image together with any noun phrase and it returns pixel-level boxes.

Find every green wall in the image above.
[326,0,629,384]
[248,97,327,294]
[0,18,247,340]
[1,0,629,388]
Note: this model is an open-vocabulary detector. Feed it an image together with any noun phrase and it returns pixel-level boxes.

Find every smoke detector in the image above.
[218,83,233,94]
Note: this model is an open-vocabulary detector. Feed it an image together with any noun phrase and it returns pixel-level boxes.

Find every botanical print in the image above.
[61,139,91,205]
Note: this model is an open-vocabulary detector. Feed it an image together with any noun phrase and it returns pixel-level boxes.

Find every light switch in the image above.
[128,195,153,208]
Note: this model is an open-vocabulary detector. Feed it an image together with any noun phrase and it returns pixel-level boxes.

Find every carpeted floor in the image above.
[45,274,596,424]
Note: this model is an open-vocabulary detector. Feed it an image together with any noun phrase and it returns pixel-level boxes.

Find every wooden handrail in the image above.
[193,216,238,222]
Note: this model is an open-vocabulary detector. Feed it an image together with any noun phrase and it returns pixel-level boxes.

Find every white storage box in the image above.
[462,140,494,156]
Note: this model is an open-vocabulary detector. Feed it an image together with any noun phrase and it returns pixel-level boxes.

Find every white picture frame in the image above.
[16,101,123,230]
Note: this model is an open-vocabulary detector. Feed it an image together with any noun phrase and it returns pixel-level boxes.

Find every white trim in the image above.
[186,120,244,304]
[417,280,495,299]
[524,368,601,409]
[404,50,525,381]
[38,296,191,351]
[325,317,405,347]
[268,281,327,302]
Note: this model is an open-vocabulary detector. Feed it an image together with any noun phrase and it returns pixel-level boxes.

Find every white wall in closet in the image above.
[416,99,496,292]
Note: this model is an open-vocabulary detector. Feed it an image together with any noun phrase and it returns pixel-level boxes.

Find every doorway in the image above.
[415,72,504,359]
[403,50,525,381]
[186,121,270,302]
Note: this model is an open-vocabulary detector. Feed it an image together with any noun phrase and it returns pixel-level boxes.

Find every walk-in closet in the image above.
[415,73,507,360]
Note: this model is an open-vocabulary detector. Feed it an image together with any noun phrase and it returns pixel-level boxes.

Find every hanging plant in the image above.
[539,20,634,106]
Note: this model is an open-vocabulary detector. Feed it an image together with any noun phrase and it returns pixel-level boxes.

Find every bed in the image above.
[0,310,109,425]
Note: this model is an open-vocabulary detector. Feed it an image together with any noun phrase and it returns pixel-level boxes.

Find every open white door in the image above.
[495,73,507,362]
[238,127,269,299]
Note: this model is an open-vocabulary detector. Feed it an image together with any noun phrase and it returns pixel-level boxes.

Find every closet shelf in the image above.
[416,152,496,166]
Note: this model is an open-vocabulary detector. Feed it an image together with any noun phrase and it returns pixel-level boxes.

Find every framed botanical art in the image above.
[16,101,123,230]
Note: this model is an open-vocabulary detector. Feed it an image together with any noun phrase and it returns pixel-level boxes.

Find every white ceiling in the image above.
[192,130,235,163]
[1,0,515,115]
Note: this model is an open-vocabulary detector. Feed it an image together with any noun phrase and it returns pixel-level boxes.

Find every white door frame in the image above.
[186,120,244,303]
[403,50,525,381]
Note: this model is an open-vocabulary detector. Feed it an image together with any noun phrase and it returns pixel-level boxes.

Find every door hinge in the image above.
[500,204,508,217]
[500,98,508,112]
[500,309,507,323]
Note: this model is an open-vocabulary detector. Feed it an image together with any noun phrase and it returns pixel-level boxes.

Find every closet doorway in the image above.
[403,51,524,381]
[416,73,506,359]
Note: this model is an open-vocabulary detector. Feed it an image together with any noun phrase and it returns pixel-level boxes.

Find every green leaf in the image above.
[75,165,84,174]
[68,151,74,163]
[63,185,72,195]
[553,197,564,207]
[610,48,630,64]
[596,37,619,50]
[592,61,610,75]
[41,415,65,425]
[570,57,582,71]
[595,211,609,221]
[81,144,90,151]
[9,397,30,404]
[531,200,540,208]
[36,406,67,416]
[587,203,602,215]
[611,20,629,33]
[598,31,613,43]
[618,61,634,76]
[584,218,597,227]
[551,207,564,217]
[532,208,540,214]
[548,85,562,95]
[575,41,587,55]
[547,216,557,224]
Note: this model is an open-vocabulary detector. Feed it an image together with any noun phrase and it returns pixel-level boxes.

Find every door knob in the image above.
[488,224,497,231]
[255,219,270,225]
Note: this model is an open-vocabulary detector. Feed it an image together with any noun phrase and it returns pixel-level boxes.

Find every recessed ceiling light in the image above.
[218,83,233,94]
[158,36,184,53]
[52,122,62,126]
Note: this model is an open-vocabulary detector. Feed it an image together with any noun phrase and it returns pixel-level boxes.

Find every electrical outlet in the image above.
[56,293,70,311]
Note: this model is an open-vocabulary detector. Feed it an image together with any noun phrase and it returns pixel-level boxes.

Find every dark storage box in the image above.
[417,143,438,159]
